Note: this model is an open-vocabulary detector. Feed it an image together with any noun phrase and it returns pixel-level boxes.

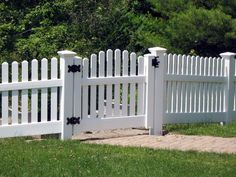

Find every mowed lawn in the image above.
[165,121,236,137]
[0,138,235,177]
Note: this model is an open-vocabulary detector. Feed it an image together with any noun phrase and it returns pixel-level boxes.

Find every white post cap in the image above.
[148,47,167,56]
[57,50,77,58]
[220,52,236,58]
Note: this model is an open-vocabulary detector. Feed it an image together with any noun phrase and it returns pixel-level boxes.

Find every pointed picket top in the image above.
[2,62,8,67]
[12,61,18,65]
[99,51,105,57]
[107,49,112,53]
[32,59,38,64]
[22,60,28,64]
[51,57,57,61]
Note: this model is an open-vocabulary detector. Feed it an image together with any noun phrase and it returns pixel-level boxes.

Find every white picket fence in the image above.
[0,58,62,137]
[164,52,236,124]
[0,47,235,139]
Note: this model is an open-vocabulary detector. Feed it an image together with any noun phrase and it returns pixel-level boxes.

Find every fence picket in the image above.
[190,56,195,113]
[82,58,89,119]
[168,53,173,74]
[216,58,221,112]
[186,55,191,113]
[176,54,182,112]
[199,57,204,112]
[90,54,97,118]
[2,62,9,125]
[137,56,144,115]
[21,61,28,124]
[130,52,136,116]
[122,50,129,116]
[73,56,82,121]
[172,54,177,113]
[41,58,48,122]
[114,49,121,116]
[12,61,19,124]
[181,55,186,112]
[51,58,58,121]
[31,59,38,123]
[203,57,208,112]
[106,49,113,117]
[209,57,213,76]
[167,54,172,113]
[98,51,105,118]
[195,56,200,112]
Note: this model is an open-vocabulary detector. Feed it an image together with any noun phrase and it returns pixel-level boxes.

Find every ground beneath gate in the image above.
[72,128,236,154]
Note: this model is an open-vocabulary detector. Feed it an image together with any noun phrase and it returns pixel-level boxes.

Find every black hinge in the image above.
[67,117,81,125]
[68,65,81,73]
[152,56,160,68]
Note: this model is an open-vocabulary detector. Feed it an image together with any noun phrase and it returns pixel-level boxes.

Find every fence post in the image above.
[149,47,167,135]
[144,47,167,135]
[58,50,77,140]
[220,52,236,124]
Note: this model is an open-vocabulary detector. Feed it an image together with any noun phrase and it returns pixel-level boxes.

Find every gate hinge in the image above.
[68,65,81,73]
[152,56,160,68]
[67,117,80,125]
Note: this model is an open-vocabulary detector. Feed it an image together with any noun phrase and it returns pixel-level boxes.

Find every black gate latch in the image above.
[152,56,160,68]
[68,65,81,73]
[67,117,81,125]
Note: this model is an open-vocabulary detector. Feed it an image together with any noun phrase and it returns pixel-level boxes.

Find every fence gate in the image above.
[71,50,147,135]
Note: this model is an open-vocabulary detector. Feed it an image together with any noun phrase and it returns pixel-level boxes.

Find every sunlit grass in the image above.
[0,138,235,177]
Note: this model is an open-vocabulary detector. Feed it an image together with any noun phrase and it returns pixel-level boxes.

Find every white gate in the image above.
[58,48,166,139]
[74,49,146,134]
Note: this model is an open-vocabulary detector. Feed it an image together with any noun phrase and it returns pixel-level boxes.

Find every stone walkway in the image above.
[73,128,236,154]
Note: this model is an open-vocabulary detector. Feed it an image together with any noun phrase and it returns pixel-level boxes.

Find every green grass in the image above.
[0,138,235,177]
[165,121,236,137]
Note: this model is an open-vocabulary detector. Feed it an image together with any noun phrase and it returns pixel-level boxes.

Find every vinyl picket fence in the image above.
[164,52,236,124]
[0,47,235,139]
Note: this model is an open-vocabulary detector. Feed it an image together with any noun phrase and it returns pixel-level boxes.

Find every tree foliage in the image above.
[0,0,235,62]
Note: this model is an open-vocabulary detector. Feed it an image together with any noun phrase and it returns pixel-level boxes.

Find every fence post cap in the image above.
[220,52,236,58]
[148,47,167,56]
[57,50,77,58]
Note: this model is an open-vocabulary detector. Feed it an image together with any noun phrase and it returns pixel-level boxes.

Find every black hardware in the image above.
[152,56,160,68]
[67,117,81,125]
[68,65,81,73]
